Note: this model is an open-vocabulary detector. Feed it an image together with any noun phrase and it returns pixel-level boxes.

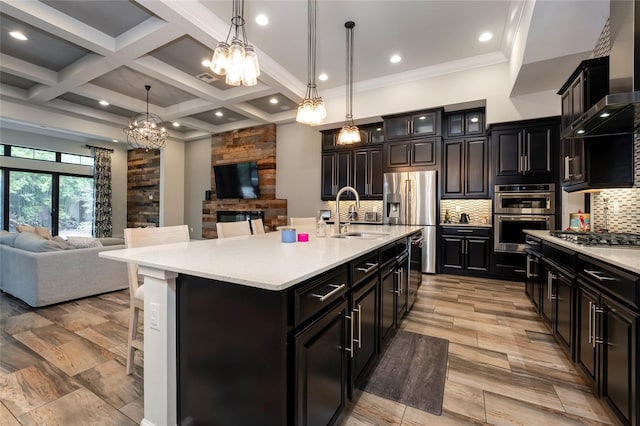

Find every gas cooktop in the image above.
[551,231,640,248]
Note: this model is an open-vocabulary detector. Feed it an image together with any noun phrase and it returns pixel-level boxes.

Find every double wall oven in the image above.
[494,183,555,253]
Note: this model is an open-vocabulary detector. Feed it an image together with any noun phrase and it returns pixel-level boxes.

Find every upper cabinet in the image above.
[442,137,489,198]
[489,117,560,185]
[444,109,485,138]
[383,109,441,140]
[557,57,608,138]
[322,123,384,150]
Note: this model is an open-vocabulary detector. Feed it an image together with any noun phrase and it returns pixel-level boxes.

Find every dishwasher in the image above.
[408,232,424,310]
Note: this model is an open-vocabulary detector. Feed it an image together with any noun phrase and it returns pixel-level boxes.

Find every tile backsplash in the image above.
[440,199,492,224]
[590,188,640,234]
[322,200,383,223]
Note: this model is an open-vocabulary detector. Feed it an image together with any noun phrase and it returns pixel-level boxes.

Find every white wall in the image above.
[275,122,323,218]
[183,137,212,239]
[160,139,185,227]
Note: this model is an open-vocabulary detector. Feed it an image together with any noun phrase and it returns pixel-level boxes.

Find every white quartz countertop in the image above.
[524,230,640,275]
[100,225,423,291]
[441,222,492,228]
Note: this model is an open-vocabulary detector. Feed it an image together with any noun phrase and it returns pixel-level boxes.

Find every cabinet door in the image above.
[446,113,464,137]
[385,116,411,139]
[523,125,554,178]
[576,282,599,387]
[571,139,585,184]
[465,138,487,197]
[321,153,336,199]
[412,112,437,136]
[570,75,584,123]
[369,149,384,198]
[540,266,554,326]
[441,237,464,269]
[554,271,573,352]
[351,278,378,388]
[493,129,522,177]
[353,150,369,197]
[443,140,464,197]
[295,299,348,426]
[465,111,484,135]
[466,238,489,272]
[526,255,541,312]
[395,256,409,321]
[370,126,385,143]
[336,151,352,197]
[561,89,572,131]
[380,265,396,341]
[322,131,337,150]
[411,138,437,166]
[386,141,411,168]
[601,295,637,426]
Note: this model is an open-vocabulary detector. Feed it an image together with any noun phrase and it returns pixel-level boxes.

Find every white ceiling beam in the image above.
[0,54,58,85]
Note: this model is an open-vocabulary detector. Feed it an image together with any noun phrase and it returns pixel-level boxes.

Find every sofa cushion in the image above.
[66,236,103,249]
[16,225,36,233]
[0,231,20,247]
[98,237,126,246]
[14,232,67,252]
[52,236,74,250]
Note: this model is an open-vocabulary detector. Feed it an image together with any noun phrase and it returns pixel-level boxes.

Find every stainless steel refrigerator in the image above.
[383,171,437,273]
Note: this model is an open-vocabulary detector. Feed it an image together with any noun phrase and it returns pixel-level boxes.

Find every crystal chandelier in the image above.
[337,21,360,144]
[209,0,260,86]
[124,85,168,150]
[296,0,326,125]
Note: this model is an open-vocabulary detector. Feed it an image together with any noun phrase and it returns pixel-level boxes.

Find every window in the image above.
[10,146,56,162]
[61,153,94,166]
[58,175,94,236]
[9,171,53,231]
[0,171,4,230]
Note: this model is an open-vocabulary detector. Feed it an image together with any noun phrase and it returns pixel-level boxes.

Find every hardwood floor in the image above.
[0,275,618,425]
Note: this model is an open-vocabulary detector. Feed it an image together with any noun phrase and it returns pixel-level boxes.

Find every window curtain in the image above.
[92,147,113,237]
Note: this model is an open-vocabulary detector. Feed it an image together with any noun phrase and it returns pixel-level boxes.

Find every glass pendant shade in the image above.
[210,42,229,75]
[296,0,326,125]
[207,0,260,87]
[338,124,361,144]
[337,21,358,145]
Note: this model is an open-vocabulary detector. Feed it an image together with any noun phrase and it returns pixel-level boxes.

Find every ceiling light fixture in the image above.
[337,21,360,145]
[9,31,27,41]
[390,54,402,63]
[318,73,328,81]
[99,100,109,106]
[209,0,260,86]
[478,32,493,42]
[255,14,268,26]
[269,97,278,104]
[296,0,326,125]
[123,85,168,150]
[172,122,180,127]
[215,111,224,117]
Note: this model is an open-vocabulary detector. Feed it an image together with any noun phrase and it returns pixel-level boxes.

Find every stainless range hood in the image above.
[564,0,639,138]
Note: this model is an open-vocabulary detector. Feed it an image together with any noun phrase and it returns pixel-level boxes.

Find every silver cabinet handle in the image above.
[525,155,529,172]
[356,262,378,273]
[526,256,531,278]
[353,304,362,349]
[345,313,354,358]
[547,272,556,300]
[564,156,572,180]
[457,229,473,233]
[584,269,617,282]
[594,306,604,346]
[310,283,345,302]
[589,300,593,345]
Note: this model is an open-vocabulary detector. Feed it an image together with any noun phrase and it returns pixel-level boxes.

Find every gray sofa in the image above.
[0,231,128,307]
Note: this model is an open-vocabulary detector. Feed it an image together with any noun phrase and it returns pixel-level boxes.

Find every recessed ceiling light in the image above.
[172,122,180,127]
[112,139,118,143]
[99,100,109,106]
[215,111,224,117]
[318,73,328,81]
[202,59,212,67]
[9,31,27,41]
[255,14,269,26]
[478,32,493,42]
[390,54,402,64]
[269,97,278,104]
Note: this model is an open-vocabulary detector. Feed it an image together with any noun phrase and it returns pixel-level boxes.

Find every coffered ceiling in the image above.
[0,0,609,143]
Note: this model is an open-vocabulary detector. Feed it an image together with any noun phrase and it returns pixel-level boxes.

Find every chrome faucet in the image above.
[335,186,360,235]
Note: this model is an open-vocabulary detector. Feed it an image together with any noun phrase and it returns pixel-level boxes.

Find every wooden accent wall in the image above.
[203,124,288,239]
[127,148,160,228]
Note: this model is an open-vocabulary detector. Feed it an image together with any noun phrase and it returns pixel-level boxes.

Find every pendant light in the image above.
[337,21,360,145]
[296,0,326,125]
[209,0,260,87]
[124,85,168,150]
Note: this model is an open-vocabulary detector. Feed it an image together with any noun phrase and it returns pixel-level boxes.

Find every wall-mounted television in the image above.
[213,161,260,199]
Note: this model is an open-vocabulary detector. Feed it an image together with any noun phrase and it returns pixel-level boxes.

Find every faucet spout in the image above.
[335,186,360,235]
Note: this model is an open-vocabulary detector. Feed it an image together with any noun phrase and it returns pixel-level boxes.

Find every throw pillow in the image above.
[16,225,36,233]
[66,236,103,249]
[35,226,53,240]
[52,236,75,250]
[98,237,125,246]
[14,231,66,252]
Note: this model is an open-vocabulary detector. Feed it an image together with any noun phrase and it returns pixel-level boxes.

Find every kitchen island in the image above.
[100,225,422,426]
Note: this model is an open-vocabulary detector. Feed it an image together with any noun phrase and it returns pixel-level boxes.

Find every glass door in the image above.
[9,171,52,232]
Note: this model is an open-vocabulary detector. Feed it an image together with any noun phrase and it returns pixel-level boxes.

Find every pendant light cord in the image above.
[345,21,355,123]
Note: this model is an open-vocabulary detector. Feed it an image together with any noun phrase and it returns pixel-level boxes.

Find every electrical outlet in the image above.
[150,302,160,331]
[455,205,461,213]
[613,201,620,215]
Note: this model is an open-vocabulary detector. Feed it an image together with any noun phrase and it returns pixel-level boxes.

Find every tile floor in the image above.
[0,274,619,425]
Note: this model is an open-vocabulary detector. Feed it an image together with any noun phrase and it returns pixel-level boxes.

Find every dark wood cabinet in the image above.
[440,227,490,274]
[442,137,488,198]
[295,298,348,426]
[445,109,484,138]
[490,117,559,184]
[322,151,352,200]
[561,138,586,186]
[383,110,440,140]
[385,137,438,169]
[353,147,383,199]
[525,252,542,311]
[380,262,396,341]
[541,259,574,355]
[322,123,384,150]
[350,276,378,390]
[557,57,608,137]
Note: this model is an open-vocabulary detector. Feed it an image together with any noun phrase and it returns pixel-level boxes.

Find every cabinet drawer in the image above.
[577,255,639,310]
[352,252,379,287]
[441,226,490,237]
[294,265,348,327]
[379,242,397,266]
